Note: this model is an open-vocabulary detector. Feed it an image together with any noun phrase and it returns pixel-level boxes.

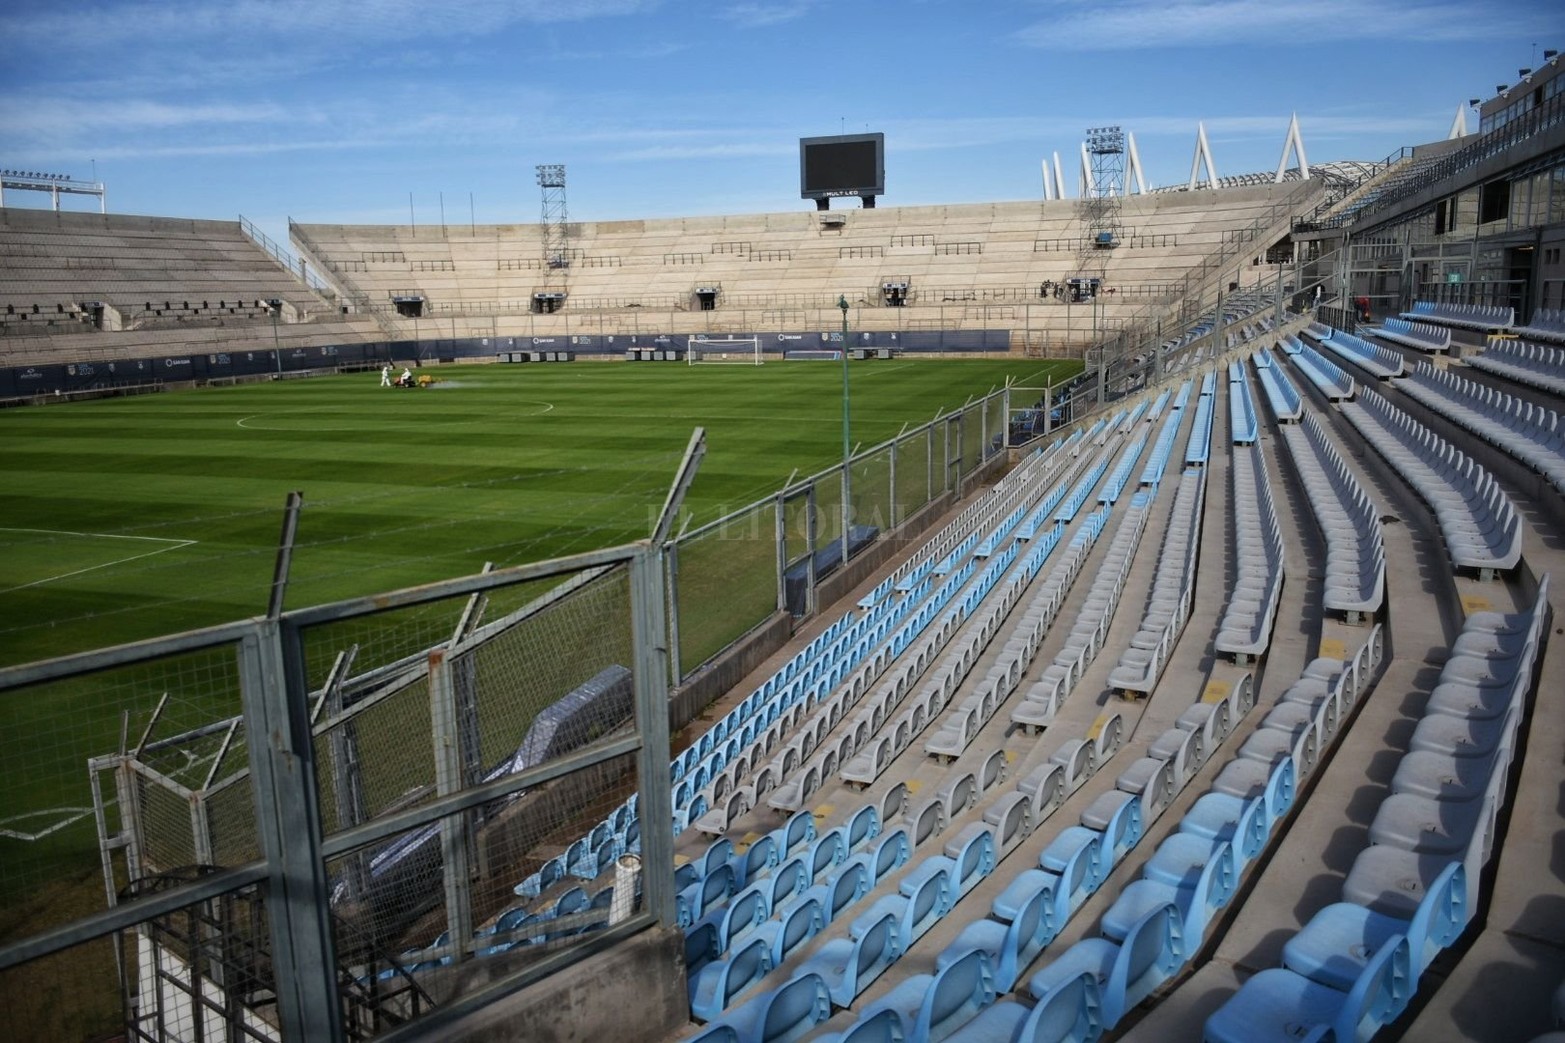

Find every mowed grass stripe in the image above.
[1,358,1076,663]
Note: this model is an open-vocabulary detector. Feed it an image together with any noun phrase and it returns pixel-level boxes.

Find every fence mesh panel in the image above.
[850,444,893,537]
[894,429,933,525]
[675,503,776,674]
[0,643,241,937]
[813,470,844,551]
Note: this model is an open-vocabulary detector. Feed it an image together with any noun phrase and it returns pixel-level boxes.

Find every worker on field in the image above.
[380,363,392,387]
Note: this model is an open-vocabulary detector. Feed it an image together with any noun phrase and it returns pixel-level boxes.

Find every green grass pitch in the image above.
[0,355,1078,916]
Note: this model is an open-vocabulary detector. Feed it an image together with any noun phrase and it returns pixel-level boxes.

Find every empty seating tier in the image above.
[1340,388,1521,577]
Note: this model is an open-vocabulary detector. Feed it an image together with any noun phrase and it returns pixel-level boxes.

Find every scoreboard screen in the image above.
[800,133,884,202]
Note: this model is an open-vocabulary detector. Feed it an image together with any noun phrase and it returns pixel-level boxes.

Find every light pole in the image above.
[838,295,852,559]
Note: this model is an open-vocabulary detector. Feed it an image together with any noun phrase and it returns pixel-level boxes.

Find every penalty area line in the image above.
[0,528,198,593]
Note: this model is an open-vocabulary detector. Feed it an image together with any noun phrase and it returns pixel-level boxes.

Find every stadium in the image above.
[2,19,1564,1043]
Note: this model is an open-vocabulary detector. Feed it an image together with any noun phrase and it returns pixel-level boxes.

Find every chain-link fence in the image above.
[1,539,674,1043]
[2,386,1026,1043]
[668,385,1015,674]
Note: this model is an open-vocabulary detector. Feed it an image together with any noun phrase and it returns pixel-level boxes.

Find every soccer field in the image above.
[1,356,1077,666]
[0,355,1077,927]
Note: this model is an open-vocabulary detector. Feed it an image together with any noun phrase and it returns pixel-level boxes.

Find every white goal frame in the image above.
[686,336,763,366]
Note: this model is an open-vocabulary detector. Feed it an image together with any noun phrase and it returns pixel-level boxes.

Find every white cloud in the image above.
[1014,0,1555,51]
[719,2,815,28]
[0,0,659,44]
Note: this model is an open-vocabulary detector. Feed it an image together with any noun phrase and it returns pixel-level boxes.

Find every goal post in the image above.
[686,336,763,365]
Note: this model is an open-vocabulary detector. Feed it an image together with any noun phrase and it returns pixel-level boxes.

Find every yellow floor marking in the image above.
[904,778,924,795]
[1202,678,1232,704]
[1461,594,1493,616]
[1319,637,1346,661]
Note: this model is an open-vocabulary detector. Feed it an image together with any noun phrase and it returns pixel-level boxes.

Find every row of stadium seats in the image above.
[1375,317,1452,353]
[1206,582,1549,1042]
[1402,299,1515,331]
[1284,336,1356,400]
[1280,414,1386,623]
[1213,440,1284,663]
[1398,360,1565,498]
[1340,388,1522,576]
[1469,337,1565,396]
[1512,308,1565,345]
[1251,346,1303,422]
[1310,323,1406,379]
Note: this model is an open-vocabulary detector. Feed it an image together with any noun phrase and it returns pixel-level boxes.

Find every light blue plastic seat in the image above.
[1042,827,1106,891]
[813,1008,905,1043]
[1283,862,1467,991]
[713,883,772,953]
[937,873,1054,992]
[690,934,774,1022]
[751,895,824,966]
[943,825,998,899]
[799,860,870,925]
[1040,831,1099,919]
[1100,840,1235,944]
[862,949,997,1043]
[845,827,910,887]
[993,869,1062,924]
[767,856,810,911]
[687,920,722,979]
[793,910,901,1007]
[948,971,1102,1043]
[676,860,702,892]
[705,837,737,877]
[1079,790,1142,869]
[776,809,817,860]
[680,863,738,928]
[553,885,588,917]
[733,834,780,889]
[810,828,849,882]
[851,863,950,946]
[714,971,833,1043]
[516,855,564,898]
[847,804,882,852]
[689,1022,742,1043]
[1204,934,1412,1043]
[1027,901,1183,1027]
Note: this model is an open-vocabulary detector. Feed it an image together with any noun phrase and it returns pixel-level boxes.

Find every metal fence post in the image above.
[429,648,474,966]
[238,618,345,1043]
[630,547,676,926]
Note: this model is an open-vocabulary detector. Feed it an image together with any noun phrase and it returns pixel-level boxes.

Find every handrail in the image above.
[1299,90,1565,234]
[239,215,335,297]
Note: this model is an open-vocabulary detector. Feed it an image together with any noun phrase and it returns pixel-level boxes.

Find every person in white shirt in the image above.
[380,363,392,386]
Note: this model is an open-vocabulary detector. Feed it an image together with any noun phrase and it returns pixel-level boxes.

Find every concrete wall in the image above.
[430,925,687,1043]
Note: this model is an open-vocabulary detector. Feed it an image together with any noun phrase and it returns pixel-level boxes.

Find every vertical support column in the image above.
[775,494,788,612]
[664,544,682,685]
[630,549,676,926]
[888,436,899,527]
[429,649,473,966]
[238,619,344,1043]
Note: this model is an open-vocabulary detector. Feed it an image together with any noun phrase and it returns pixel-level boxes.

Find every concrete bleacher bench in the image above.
[1401,299,1514,331]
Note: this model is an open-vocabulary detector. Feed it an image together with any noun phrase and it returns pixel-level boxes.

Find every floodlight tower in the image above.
[1077,127,1125,405]
[1081,126,1126,257]
[536,163,569,295]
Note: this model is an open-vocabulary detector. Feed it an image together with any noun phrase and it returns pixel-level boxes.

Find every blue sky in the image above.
[1,0,1559,248]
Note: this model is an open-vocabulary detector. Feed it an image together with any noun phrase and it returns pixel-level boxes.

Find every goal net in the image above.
[687,336,763,365]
